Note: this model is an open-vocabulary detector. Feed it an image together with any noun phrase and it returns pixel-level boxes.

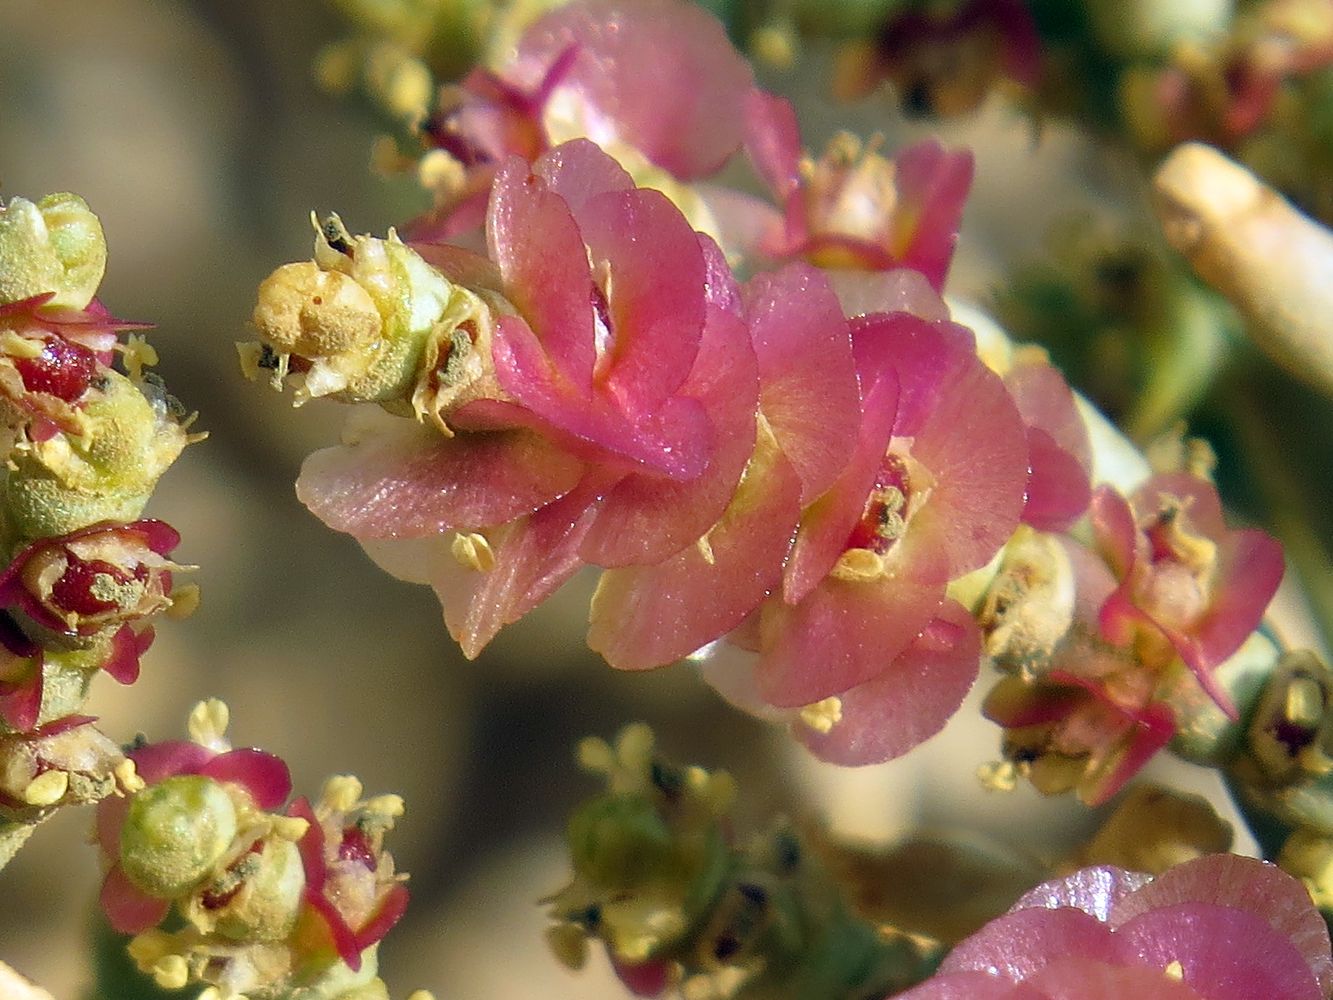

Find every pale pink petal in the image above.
[588,445,802,671]
[580,303,758,567]
[783,371,899,604]
[938,907,1119,980]
[1115,904,1323,1000]
[519,0,754,179]
[432,482,603,658]
[487,156,597,391]
[1023,958,1205,1000]
[796,598,980,764]
[890,972,1036,999]
[745,264,860,504]
[1006,361,1092,473]
[744,90,801,200]
[1012,866,1151,923]
[100,864,171,934]
[889,141,973,291]
[532,138,634,214]
[1022,428,1093,532]
[1109,855,1333,996]
[297,415,584,539]
[754,573,944,708]
[407,241,504,293]
[1132,473,1227,539]
[826,268,950,321]
[578,187,704,408]
[1090,487,1139,580]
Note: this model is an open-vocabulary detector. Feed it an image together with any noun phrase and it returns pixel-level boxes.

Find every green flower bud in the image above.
[0,194,107,309]
[121,775,238,898]
[4,368,188,539]
[568,794,676,889]
[183,835,305,942]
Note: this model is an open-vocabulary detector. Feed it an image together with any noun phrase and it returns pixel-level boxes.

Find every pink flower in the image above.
[96,738,291,934]
[745,95,973,291]
[1092,473,1284,717]
[299,140,756,656]
[411,0,754,239]
[891,855,1333,999]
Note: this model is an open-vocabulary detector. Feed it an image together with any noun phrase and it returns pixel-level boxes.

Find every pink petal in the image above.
[431,479,603,658]
[1022,427,1093,532]
[826,268,951,321]
[890,971,1040,999]
[519,0,754,179]
[532,138,634,215]
[939,907,1119,980]
[580,295,758,567]
[1115,903,1323,1000]
[982,677,1089,729]
[1005,361,1091,472]
[744,90,801,201]
[745,264,861,505]
[1110,855,1333,996]
[201,748,292,810]
[754,571,944,708]
[1023,958,1206,999]
[128,740,213,784]
[1133,474,1227,539]
[307,891,363,970]
[492,313,713,478]
[888,141,973,291]
[1090,487,1139,580]
[100,864,171,934]
[577,187,704,408]
[487,155,597,392]
[1012,866,1152,923]
[783,369,899,605]
[289,797,327,893]
[297,415,584,539]
[589,443,803,671]
[796,598,980,764]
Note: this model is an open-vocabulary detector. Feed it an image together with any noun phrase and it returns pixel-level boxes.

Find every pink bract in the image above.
[892,856,1331,1000]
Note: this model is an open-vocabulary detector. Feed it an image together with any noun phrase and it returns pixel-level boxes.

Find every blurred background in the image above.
[0,1,1309,997]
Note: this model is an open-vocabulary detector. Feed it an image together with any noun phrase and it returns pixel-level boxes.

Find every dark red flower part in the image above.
[611,955,672,997]
[0,638,42,731]
[12,335,98,403]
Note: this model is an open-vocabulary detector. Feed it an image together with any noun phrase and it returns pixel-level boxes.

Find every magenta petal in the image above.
[755,572,944,708]
[488,155,597,391]
[1110,855,1333,996]
[202,748,292,810]
[100,864,171,934]
[102,624,153,684]
[611,956,672,997]
[1022,427,1093,532]
[744,90,801,201]
[578,187,704,408]
[1115,903,1323,1000]
[939,907,1119,980]
[431,480,602,658]
[297,414,584,539]
[289,797,327,892]
[533,138,634,215]
[354,883,410,951]
[589,444,803,671]
[745,264,861,504]
[129,740,213,784]
[0,658,42,731]
[580,305,758,567]
[308,891,363,971]
[796,599,980,764]
[1012,866,1151,923]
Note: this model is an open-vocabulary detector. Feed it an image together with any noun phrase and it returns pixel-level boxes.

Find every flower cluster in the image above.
[98,700,411,1000]
[893,853,1333,999]
[0,192,197,863]
[245,0,1178,771]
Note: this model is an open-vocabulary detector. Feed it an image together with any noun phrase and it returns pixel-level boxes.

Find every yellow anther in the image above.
[115,758,145,794]
[576,736,615,775]
[976,760,1018,792]
[799,697,843,735]
[187,699,230,749]
[1286,677,1325,729]
[1163,959,1184,981]
[830,548,886,583]
[121,334,159,382]
[165,583,202,620]
[323,774,364,812]
[272,815,311,842]
[450,531,495,572]
[150,955,189,991]
[22,770,68,806]
[365,793,406,820]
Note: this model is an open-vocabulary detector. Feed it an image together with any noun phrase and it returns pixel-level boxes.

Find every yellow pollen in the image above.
[272,815,310,842]
[451,531,495,572]
[187,699,230,748]
[976,760,1018,792]
[1164,959,1184,981]
[323,774,364,812]
[22,770,69,806]
[799,697,843,734]
[831,548,886,582]
[150,955,189,991]
[115,758,145,794]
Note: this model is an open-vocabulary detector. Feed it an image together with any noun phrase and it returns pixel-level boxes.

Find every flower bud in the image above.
[0,194,107,310]
[120,774,238,898]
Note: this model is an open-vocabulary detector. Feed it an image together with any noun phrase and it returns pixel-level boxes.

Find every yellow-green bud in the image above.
[183,835,305,941]
[4,368,189,539]
[121,775,238,898]
[0,194,107,309]
[1086,0,1233,59]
